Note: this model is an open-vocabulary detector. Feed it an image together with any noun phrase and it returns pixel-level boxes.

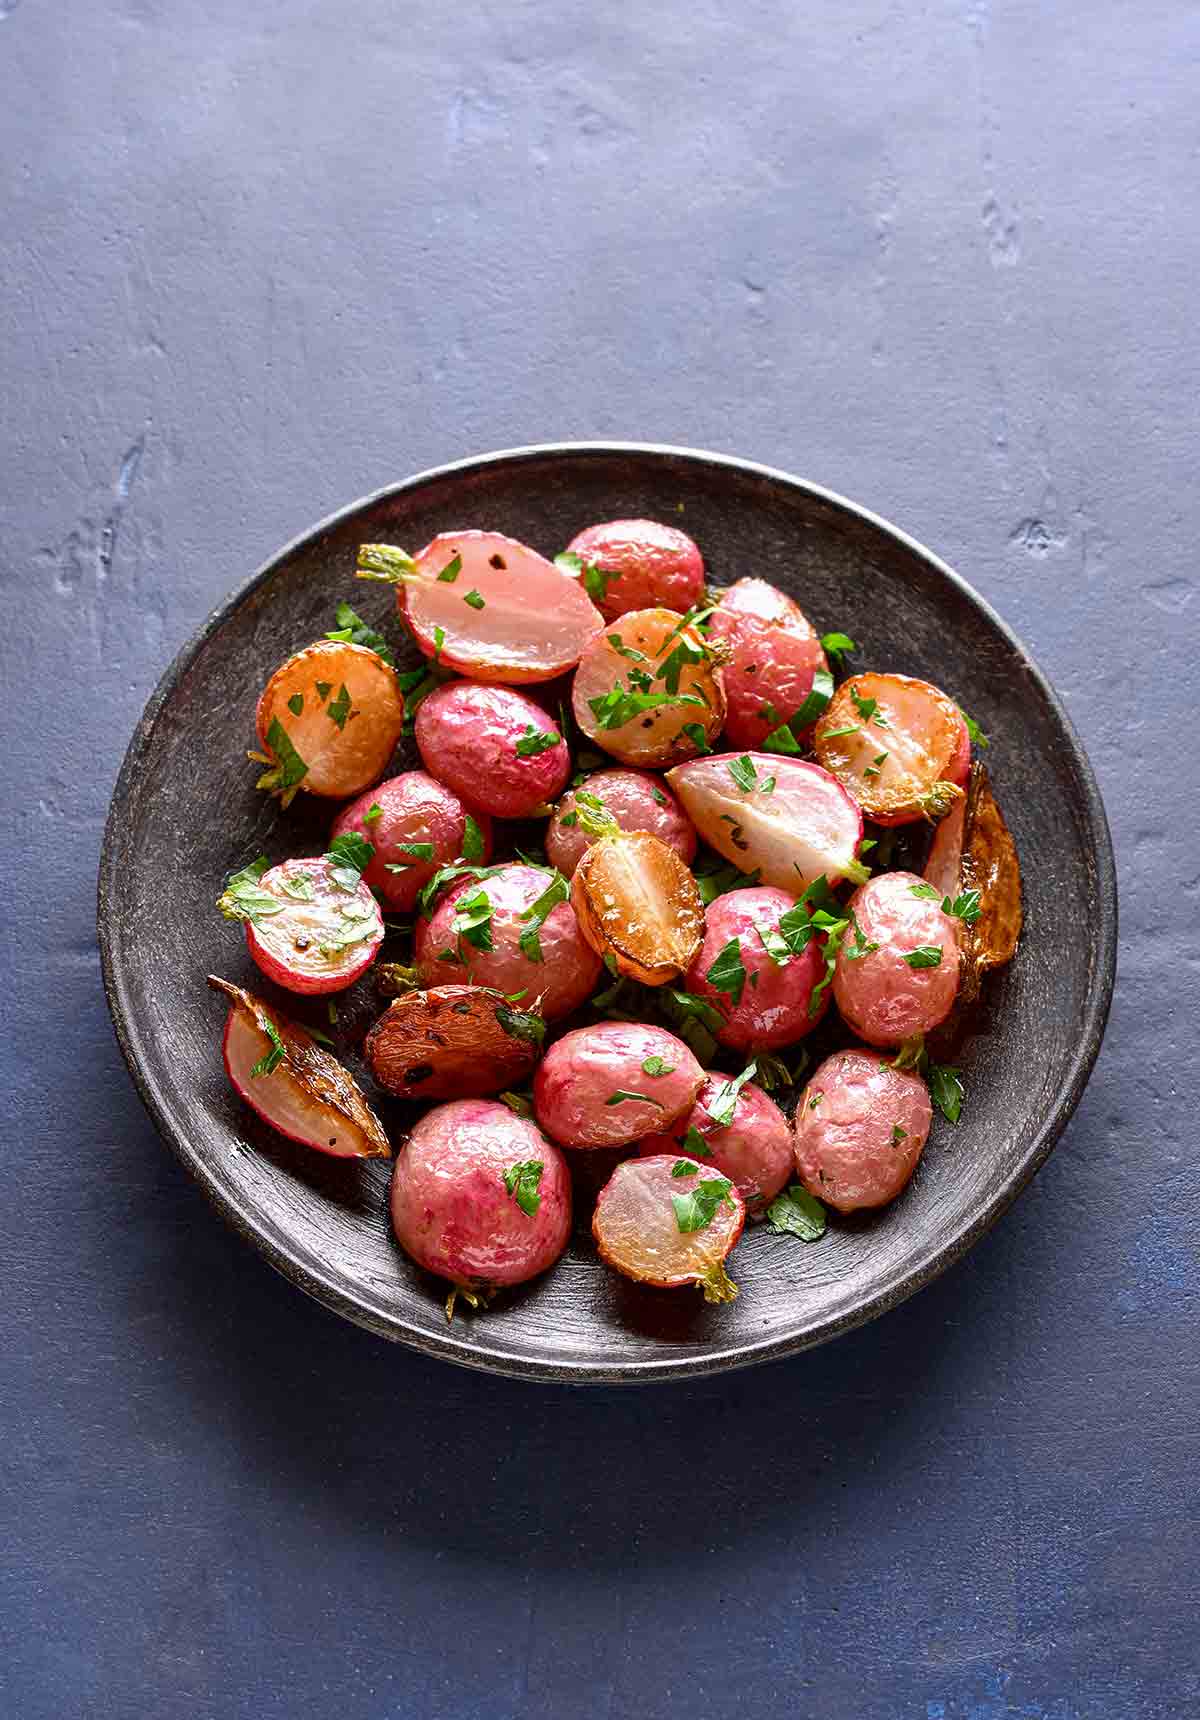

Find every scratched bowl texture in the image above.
[98,444,1116,1382]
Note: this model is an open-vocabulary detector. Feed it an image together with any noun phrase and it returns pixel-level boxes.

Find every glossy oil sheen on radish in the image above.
[666,752,865,892]
[242,856,384,995]
[592,1154,745,1301]
[254,639,404,802]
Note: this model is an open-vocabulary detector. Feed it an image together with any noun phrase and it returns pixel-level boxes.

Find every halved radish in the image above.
[223,854,384,995]
[592,1154,745,1303]
[812,673,964,826]
[666,752,866,893]
[571,607,725,767]
[210,976,390,1159]
[252,640,404,804]
[358,530,603,683]
[365,984,542,1100]
[571,826,704,985]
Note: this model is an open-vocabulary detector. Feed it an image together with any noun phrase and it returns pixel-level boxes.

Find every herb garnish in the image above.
[605,1090,663,1108]
[672,1174,733,1234]
[705,938,747,1006]
[326,684,352,730]
[642,1055,675,1076]
[518,871,569,961]
[681,1124,712,1157]
[820,725,861,741]
[279,873,315,902]
[819,632,857,668]
[502,1160,544,1216]
[436,554,462,583]
[555,550,616,607]
[672,1159,699,1177]
[324,831,374,889]
[249,1016,286,1079]
[463,589,485,610]
[451,888,494,951]
[764,1184,826,1240]
[217,856,281,924]
[362,803,383,825]
[903,945,943,968]
[957,704,990,748]
[680,722,713,753]
[891,1123,908,1145]
[461,814,486,863]
[708,1062,757,1128]
[287,693,304,717]
[251,718,309,806]
[588,686,705,731]
[384,842,436,871]
[325,601,397,667]
[514,726,562,758]
[727,755,758,792]
[494,1003,546,1045]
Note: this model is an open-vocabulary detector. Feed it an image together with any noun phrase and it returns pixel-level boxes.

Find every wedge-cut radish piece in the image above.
[226,855,383,995]
[414,681,570,818]
[924,764,1022,1003]
[572,827,704,986]
[812,673,964,826]
[365,984,542,1100]
[252,640,404,804]
[390,1100,572,1311]
[707,579,829,751]
[211,976,390,1159]
[666,753,866,893]
[592,1154,745,1302]
[546,768,697,876]
[572,607,725,767]
[362,530,603,683]
[561,519,705,621]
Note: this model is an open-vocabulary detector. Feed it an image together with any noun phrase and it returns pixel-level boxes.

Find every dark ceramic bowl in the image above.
[99,444,1116,1383]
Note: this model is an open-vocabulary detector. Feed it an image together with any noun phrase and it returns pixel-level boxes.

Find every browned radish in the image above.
[924,763,1022,1000]
[812,672,964,825]
[666,752,867,893]
[210,977,390,1159]
[592,1154,745,1303]
[571,607,725,767]
[569,796,703,984]
[365,985,543,1100]
[252,640,404,805]
[357,531,603,683]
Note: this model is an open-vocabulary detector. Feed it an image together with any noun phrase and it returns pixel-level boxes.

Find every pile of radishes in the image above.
[214,518,1021,1319]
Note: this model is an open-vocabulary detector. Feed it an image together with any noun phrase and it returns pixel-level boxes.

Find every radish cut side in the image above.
[212,977,391,1159]
[592,1155,745,1299]
[401,531,603,683]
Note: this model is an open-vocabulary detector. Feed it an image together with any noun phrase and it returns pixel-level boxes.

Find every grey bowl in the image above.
[98,443,1117,1383]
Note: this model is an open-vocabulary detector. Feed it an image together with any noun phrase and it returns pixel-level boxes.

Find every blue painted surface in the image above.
[2,2,1196,1716]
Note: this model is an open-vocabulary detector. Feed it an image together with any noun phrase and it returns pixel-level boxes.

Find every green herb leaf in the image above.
[705,937,746,1006]
[254,719,309,806]
[431,625,445,666]
[518,870,569,961]
[588,686,704,731]
[494,1003,546,1045]
[607,634,650,662]
[514,725,562,759]
[560,810,578,828]
[326,684,352,730]
[416,860,506,917]
[362,802,383,825]
[651,786,669,806]
[891,1123,908,1145]
[671,1159,699,1178]
[287,692,304,717]
[753,919,791,965]
[318,904,380,958]
[841,908,879,962]
[656,634,707,696]
[556,550,617,607]
[672,1174,733,1234]
[819,631,857,667]
[641,1055,676,1077]
[790,668,835,729]
[728,754,758,792]
[499,1091,533,1117]
[762,722,801,755]
[680,721,713,754]
[707,1061,757,1128]
[765,1184,826,1241]
[316,681,332,700]
[908,882,941,900]
[217,856,282,924]
[451,888,494,951]
[278,873,315,902]
[463,589,486,610]
[681,1124,712,1157]
[323,831,375,890]
[436,554,462,583]
[383,841,437,871]
[849,683,888,727]
[461,814,486,863]
[928,1063,964,1123]
[502,1159,544,1216]
[903,945,943,968]
[819,725,861,741]
[957,704,990,748]
[605,1090,663,1108]
[326,601,396,667]
[249,1016,286,1078]
[944,888,982,924]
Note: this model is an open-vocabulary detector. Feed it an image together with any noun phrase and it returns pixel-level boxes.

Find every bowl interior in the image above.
[99,445,1115,1382]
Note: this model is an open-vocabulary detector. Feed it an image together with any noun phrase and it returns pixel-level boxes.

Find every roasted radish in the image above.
[568,794,703,985]
[389,1099,572,1314]
[832,870,961,1047]
[533,1022,703,1148]
[707,578,830,751]
[924,763,1022,1001]
[638,1071,793,1214]
[358,531,603,683]
[592,1154,745,1302]
[414,862,602,1020]
[558,519,705,621]
[682,884,830,1050]
[572,607,725,767]
[666,752,866,893]
[546,768,697,877]
[252,640,404,804]
[330,772,492,911]
[812,673,965,826]
[413,681,570,820]
[218,846,384,994]
[792,1049,932,1212]
[365,985,544,1100]
[210,976,390,1159]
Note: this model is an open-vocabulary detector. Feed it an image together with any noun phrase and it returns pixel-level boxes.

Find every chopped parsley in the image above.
[727,754,759,792]
[928,1063,964,1123]
[705,937,747,1007]
[651,786,669,806]
[819,631,857,667]
[761,668,834,753]
[680,722,713,753]
[514,726,562,759]
[588,686,704,731]
[607,634,650,662]
[326,684,352,730]
[217,856,281,924]
[672,1174,733,1234]
[325,601,396,667]
[436,554,462,583]
[287,692,304,717]
[416,861,506,917]
[518,871,569,961]
[316,681,332,700]
[903,945,944,968]
[820,724,860,741]
[318,903,379,958]
[463,589,485,610]
[764,1184,826,1241]
[957,704,990,748]
[908,882,941,901]
[502,1159,544,1216]
[384,842,436,871]
[707,1061,757,1128]
[499,1091,533,1117]
[891,1123,908,1145]
[249,1016,286,1078]
[278,872,315,902]
[252,718,309,806]
[555,549,617,607]
[451,888,494,951]
[362,803,383,825]
[849,684,889,728]
[642,1055,675,1076]
[461,814,486,863]
[681,1124,712,1157]
[494,1003,546,1045]
[944,889,982,924]
[323,831,375,889]
[672,1159,699,1177]
[693,856,760,906]
[605,1090,662,1108]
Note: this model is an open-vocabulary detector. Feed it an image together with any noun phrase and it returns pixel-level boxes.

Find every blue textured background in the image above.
[3,3,1196,1717]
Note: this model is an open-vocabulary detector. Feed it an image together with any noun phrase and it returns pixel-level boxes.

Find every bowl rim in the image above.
[98,441,1118,1384]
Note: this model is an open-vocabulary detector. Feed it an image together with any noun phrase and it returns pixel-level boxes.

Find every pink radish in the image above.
[547,768,697,877]
[592,1154,745,1302]
[793,1049,932,1213]
[666,751,866,893]
[707,578,830,751]
[210,976,390,1159]
[219,850,384,995]
[638,1073,793,1214]
[359,530,603,683]
[560,519,706,620]
[682,884,830,1050]
[414,681,570,819]
[533,1022,703,1148]
[832,870,961,1047]
[330,771,493,911]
